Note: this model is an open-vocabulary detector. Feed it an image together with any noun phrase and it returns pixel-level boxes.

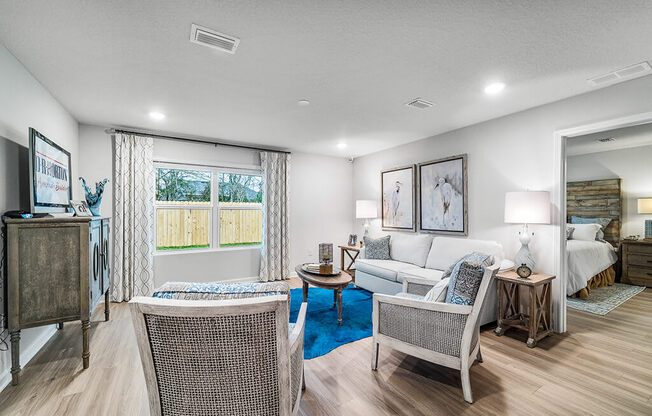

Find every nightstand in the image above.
[494,270,555,348]
[338,244,361,283]
[621,239,652,287]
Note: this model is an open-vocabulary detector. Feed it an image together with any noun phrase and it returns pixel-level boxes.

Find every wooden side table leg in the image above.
[302,281,309,302]
[340,248,345,272]
[527,286,537,348]
[495,281,506,336]
[10,330,21,386]
[105,288,110,322]
[82,320,90,369]
[337,289,343,325]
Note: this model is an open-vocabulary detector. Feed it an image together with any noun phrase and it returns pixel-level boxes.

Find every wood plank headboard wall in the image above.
[567,178,622,247]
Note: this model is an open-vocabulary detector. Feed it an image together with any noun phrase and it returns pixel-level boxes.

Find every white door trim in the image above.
[552,111,652,333]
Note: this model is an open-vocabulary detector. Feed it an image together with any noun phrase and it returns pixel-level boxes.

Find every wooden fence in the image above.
[156,202,262,248]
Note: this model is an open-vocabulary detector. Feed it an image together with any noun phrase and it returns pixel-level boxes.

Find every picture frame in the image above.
[348,234,358,246]
[381,165,416,232]
[418,154,468,235]
[70,200,93,217]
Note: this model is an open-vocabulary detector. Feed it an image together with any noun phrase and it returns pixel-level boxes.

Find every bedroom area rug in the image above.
[289,284,373,359]
[567,283,646,315]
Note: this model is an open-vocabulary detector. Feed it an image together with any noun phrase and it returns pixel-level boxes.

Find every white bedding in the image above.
[566,240,618,296]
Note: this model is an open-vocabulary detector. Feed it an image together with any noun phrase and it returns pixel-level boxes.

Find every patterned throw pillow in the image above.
[445,252,492,306]
[423,277,450,302]
[566,226,575,240]
[363,235,391,260]
[570,216,612,230]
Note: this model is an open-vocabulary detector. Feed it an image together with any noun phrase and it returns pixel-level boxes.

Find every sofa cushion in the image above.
[425,237,503,271]
[397,267,444,283]
[363,235,391,260]
[355,259,420,282]
[390,234,433,267]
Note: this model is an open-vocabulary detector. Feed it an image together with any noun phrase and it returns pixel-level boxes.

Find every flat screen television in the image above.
[29,128,72,213]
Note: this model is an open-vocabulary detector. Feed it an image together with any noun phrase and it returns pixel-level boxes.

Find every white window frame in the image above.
[154,162,263,253]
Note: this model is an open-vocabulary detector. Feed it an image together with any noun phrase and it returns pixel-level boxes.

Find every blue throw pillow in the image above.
[570,216,612,230]
[445,252,492,305]
[363,235,391,260]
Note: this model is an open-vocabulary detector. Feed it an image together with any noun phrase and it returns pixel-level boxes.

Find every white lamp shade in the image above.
[504,191,551,224]
[638,198,652,214]
[356,200,377,219]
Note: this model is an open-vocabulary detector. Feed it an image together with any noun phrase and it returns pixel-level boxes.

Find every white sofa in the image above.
[355,234,505,325]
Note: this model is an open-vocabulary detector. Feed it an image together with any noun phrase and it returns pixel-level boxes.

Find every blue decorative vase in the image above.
[79,177,109,216]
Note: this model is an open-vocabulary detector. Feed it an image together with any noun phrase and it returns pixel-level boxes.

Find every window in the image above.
[155,165,263,251]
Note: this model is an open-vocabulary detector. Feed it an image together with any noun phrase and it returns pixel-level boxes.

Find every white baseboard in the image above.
[0,325,57,391]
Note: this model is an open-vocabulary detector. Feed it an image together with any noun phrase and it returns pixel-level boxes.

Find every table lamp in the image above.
[504,191,551,273]
[356,200,377,237]
[638,198,652,239]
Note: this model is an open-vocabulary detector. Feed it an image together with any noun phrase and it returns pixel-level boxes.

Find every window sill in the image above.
[154,245,261,256]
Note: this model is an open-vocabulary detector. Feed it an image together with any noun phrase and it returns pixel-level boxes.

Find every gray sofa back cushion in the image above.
[389,234,433,267]
[363,235,391,260]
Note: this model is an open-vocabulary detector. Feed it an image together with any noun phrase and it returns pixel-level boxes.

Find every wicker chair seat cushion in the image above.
[153,281,290,301]
[445,253,492,305]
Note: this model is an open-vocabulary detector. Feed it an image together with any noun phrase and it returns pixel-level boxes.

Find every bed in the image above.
[566,179,622,299]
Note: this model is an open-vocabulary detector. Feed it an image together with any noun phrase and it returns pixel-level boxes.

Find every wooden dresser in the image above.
[621,239,652,287]
[5,216,111,385]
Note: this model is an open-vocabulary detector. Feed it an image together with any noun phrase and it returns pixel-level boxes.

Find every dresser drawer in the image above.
[627,254,652,268]
[624,266,652,287]
[627,244,652,255]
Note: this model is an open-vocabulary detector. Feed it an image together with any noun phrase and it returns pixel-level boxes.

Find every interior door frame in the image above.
[552,111,652,333]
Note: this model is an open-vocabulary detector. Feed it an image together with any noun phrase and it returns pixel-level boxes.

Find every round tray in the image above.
[300,264,342,276]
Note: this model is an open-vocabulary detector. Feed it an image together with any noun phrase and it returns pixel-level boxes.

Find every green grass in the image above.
[156,244,210,251]
[220,242,261,247]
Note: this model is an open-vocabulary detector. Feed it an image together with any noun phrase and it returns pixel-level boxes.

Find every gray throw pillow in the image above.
[445,252,492,306]
[363,235,391,260]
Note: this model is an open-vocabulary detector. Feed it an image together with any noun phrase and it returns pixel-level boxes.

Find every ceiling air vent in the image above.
[405,98,434,109]
[190,24,240,54]
[597,137,616,143]
[587,61,651,87]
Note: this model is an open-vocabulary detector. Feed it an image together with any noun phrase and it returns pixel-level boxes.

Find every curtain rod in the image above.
[104,128,291,154]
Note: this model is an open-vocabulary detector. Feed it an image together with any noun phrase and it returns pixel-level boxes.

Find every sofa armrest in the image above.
[402,275,438,296]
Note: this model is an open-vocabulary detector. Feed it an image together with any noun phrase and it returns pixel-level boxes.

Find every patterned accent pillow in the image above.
[570,216,612,230]
[445,252,492,306]
[566,226,575,240]
[363,235,391,260]
[423,277,450,302]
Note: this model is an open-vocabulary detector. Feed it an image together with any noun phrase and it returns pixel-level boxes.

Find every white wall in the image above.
[567,144,652,237]
[0,43,79,389]
[77,126,354,287]
[352,74,652,328]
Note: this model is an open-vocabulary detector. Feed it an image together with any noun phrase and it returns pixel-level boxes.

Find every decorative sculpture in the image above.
[79,177,109,216]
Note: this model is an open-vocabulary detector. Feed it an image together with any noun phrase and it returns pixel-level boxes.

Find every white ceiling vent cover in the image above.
[405,98,434,109]
[588,61,651,87]
[190,24,240,54]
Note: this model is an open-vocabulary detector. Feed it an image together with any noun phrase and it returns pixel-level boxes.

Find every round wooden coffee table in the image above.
[295,264,352,325]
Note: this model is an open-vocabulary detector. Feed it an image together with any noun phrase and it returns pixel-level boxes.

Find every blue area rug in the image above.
[289,284,373,359]
[567,283,645,315]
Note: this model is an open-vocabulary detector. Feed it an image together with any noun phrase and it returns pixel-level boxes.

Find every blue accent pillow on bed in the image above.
[570,216,612,230]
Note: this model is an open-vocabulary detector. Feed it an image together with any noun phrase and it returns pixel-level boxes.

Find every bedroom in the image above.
[565,122,652,314]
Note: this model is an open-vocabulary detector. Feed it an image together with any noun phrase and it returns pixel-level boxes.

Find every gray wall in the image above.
[0,43,79,389]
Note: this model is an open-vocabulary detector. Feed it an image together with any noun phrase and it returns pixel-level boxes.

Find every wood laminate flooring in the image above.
[0,280,650,416]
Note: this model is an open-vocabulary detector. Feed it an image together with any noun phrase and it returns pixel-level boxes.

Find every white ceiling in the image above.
[567,122,652,156]
[1,1,652,157]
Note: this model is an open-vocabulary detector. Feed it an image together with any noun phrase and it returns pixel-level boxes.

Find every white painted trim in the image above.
[0,325,57,391]
[552,111,652,333]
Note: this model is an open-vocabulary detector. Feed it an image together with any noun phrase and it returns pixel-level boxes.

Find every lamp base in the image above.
[514,224,536,272]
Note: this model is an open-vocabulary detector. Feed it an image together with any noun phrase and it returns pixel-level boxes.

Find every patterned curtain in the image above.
[259,152,291,282]
[112,133,155,300]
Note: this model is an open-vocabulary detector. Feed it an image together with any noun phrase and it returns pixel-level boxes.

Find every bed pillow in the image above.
[569,223,602,241]
[571,216,612,230]
[363,235,391,260]
[566,226,575,240]
[423,278,450,302]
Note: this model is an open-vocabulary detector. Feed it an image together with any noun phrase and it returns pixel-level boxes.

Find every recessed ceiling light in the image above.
[484,82,506,95]
[149,111,166,120]
[297,100,310,106]
[337,142,347,149]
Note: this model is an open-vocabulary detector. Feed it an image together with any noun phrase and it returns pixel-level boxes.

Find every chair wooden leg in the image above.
[461,366,473,403]
[302,367,306,391]
[371,340,379,371]
[477,345,483,363]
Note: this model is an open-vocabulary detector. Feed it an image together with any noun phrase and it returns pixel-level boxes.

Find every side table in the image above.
[338,244,361,283]
[494,270,555,348]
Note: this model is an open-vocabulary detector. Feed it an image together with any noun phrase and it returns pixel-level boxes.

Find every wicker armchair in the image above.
[130,294,307,416]
[371,263,499,403]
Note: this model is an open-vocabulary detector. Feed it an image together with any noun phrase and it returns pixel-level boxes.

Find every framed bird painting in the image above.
[381,165,416,231]
[418,154,468,235]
